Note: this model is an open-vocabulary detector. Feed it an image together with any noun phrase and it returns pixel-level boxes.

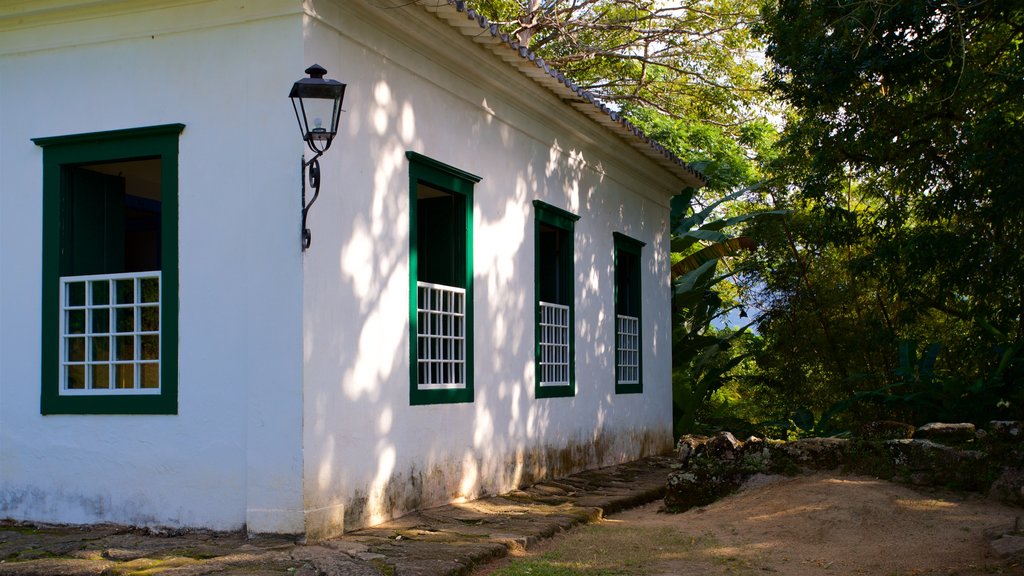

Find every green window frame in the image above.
[34,124,183,415]
[534,200,579,399]
[614,233,645,394]
[408,152,479,405]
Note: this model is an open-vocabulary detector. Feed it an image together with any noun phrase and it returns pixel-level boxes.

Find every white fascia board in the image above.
[0,0,302,56]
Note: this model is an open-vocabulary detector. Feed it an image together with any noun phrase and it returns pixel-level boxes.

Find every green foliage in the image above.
[748,334,1024,440]
[737,0,1024,432]
[845,338,1024,426]
[472,0,769,129]
[628,109,777,193]
[671,188,788,436]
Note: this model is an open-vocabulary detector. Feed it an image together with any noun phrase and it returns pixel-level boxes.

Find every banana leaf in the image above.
[672,237,756,279]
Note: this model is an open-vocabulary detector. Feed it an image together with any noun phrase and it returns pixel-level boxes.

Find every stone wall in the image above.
[666,421,1024,512]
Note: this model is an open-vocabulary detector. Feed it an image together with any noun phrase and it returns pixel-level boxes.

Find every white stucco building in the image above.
[0,0,705,539]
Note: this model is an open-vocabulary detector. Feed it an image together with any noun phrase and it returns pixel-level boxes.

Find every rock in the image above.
[776,438,847,470]
[989,468,1024,507]
[292,547,384,576]
[990,534,1024,562]
[988,421,1024,442]
[666,433,772,511]
[320,539,369,556]
[884,439,988,489]
[675,435,707,466]
[664,468,744,512]
[706,432,741,461]
[736,437,772,471]
[859,420,916,440]
[914,422,977,443]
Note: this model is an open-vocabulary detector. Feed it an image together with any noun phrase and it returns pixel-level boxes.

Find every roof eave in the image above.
[422,0,708,190]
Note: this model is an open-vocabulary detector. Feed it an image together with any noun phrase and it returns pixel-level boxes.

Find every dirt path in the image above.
[477,473,1024,575]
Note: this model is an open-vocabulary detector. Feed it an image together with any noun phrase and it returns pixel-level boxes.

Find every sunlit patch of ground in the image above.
[476,473,1024,576]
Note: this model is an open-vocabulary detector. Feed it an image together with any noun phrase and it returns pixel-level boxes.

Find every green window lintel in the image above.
[533,200,579,231]
[613,231,646,252]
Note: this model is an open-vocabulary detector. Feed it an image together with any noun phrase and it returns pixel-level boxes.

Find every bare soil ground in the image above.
[476,473,1024,576]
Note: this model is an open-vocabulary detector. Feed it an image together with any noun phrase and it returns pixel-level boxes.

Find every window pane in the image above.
[116,335,134,360]
[140,306,159,332]
[140,363,159,389]
[415,281,467,390]
[58,271,164,396]
[91,309,109,334]
[115,364,135,389]
[67,337,85,362]
[140,335,159,360]
[116,279,135,304]
[116,308,135,333]
[67,282,85,307]
[91,280,109,305]
[92,336,110,361]
[66,365,86,390]
[67,310,86,334]
[91,364,110,389]
[140,277,159,303]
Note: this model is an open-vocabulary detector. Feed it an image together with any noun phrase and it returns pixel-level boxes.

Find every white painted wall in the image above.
[0,1,308,533]
[299,1,680,538]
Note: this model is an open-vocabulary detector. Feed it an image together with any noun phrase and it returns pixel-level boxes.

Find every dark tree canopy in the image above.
[741,0,1024,424]
[760,0,1024,330]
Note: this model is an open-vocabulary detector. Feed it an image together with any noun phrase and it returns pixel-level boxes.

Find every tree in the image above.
[748,0,1024,424]
[761,0,1024,331]
[472,0,768,131]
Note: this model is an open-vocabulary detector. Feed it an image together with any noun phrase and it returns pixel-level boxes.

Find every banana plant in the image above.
[671,186,789,436]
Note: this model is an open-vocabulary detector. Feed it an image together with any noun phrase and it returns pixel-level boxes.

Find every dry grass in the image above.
[480,519,716,576]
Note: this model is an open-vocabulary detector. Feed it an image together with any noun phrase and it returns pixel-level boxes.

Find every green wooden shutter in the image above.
[62,167,125,276]
[417,194,464,287]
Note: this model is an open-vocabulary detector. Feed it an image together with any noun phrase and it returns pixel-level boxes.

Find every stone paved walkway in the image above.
[0,456,673,575]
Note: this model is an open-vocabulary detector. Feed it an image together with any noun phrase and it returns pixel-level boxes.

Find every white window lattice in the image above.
[417,281,466,390]
[616,314,640,385]
[538,301,571,386]
[60,271,161,395]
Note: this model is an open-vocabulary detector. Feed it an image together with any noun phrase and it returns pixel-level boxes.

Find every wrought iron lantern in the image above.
[289,64,346,250]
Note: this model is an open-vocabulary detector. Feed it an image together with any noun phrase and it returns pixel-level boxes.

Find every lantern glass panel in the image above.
[304,96,339,141]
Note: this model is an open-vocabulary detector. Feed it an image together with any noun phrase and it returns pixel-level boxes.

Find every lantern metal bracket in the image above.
[301,151,324,251]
